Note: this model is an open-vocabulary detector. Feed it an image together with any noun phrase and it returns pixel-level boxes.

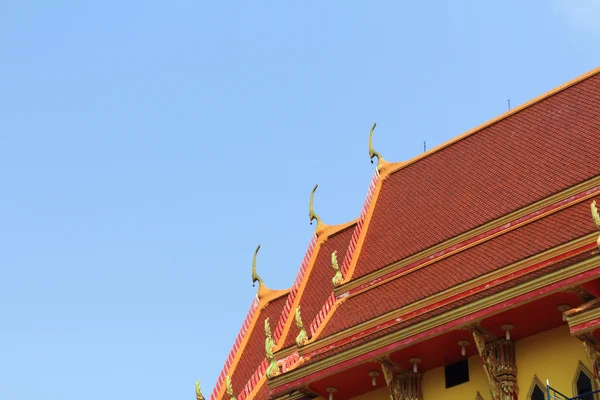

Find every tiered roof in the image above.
[204,66,600,400]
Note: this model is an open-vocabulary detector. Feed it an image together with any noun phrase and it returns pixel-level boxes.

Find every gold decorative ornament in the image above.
[472,328,518,400]
[592,200,600,249]
[251,244,263,290]
[369,122,385,172]
[295,306,308,347]
[582,337,600,384]
[380,360,423,400]
[195,379,205,400]
[251,244,274,300]
[331,250,344,287]
[265,318,281,378]
[225,375,237,400]
[309,184,322,227]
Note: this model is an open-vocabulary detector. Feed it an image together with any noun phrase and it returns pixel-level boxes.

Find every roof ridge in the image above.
[381,66,600,177]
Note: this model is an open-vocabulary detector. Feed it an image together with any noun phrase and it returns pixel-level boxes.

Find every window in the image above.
[576,370,594,400]
[531,385,545,400]
[572,362,596,400]
[445,359,469,388]
[527,376,546,400]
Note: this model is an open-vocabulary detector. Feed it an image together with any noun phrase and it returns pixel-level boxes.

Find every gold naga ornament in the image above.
[295,306,308,347]
[331,250,344,287]
[265,317,281,378]
[195,379,205,400]
[369,122,385,172]
[592,200,600,250]
[225,375,237,400]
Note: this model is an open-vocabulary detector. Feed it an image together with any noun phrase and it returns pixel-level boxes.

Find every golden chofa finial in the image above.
[251,244,270,299]
[309,184,322,227]
[195,379,205,400]
[309,184,329,236]
[592,201,600,250]
[368,122,385,172]
[226,375,237,400]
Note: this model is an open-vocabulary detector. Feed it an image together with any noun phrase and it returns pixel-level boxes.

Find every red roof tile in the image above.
[321,200,595,338]
[280,224,355,349]
[306,250,593,366]
[254,382,269,399]
[228,294,288,397]
[353,72,600,279]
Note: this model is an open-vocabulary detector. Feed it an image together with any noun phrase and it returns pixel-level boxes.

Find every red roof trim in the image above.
[210,296,260,400]
[271,260,600,396]
[309,240,596,361]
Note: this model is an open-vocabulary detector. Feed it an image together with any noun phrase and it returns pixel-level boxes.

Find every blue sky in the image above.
[0,1,598,399]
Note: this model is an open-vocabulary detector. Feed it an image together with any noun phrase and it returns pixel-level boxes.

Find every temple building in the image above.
[196,66,600,400]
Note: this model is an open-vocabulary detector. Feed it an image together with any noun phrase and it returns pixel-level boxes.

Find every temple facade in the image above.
[196,66,600,400]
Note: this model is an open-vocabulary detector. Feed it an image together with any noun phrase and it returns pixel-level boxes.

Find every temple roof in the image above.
[348,70,600,281]
[320,201,596,339]
[207,65,600,400]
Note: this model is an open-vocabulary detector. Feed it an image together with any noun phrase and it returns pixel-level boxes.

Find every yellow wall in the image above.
[422,355,490,400]
[348,325,592,400]
[349,356,489,400]
[516,325,592,398]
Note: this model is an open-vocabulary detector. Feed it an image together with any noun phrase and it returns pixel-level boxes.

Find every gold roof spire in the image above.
[251,244,271,299]
[195,379,205,400]
[309,184,329,236]
[369,122,387,172]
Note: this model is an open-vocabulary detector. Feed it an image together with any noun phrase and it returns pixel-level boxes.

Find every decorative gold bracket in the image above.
[331,250,344,287]
[226,375,237,400]
[380,359,423,400]
[369,122,385,172]
[265,317,281,378]
[581,336,600,384]
[472,327,518,400]
[592,200,600,250]
[195,379,205,400]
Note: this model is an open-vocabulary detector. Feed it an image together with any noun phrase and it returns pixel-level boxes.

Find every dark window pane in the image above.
[531,385,545,400]
[444,359,469,388]
[577,370,594,400]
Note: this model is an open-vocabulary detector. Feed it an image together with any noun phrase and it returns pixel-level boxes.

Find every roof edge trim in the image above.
[384,66,600,177]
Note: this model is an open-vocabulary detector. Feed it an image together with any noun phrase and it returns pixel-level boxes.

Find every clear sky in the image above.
[0,1,598,399]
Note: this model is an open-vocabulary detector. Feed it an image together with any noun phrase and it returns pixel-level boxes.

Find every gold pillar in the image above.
[472,328,518,400]
[381,362,423,400]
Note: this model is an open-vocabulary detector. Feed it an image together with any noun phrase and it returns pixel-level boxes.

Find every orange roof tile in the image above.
[351,71,600,280]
